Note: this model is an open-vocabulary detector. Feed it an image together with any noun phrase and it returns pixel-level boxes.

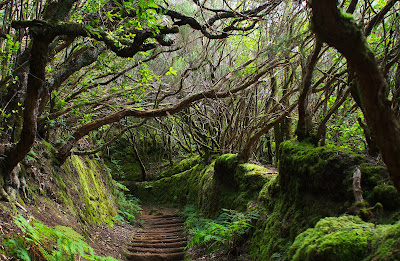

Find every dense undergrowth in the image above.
[182,205,258,254]
[4,215,118,261]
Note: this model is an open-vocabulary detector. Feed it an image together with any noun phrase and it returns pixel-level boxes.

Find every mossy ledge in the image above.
[126,154,276,216]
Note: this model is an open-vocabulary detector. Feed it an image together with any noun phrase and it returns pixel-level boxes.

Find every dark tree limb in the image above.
[364,0,400,37]
[1,30,53,178]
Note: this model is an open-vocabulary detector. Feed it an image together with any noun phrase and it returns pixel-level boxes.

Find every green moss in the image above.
[288,215,374,261]
[61,156,117,224]
[279,140,364,201]
[158,155,201,179]
[214,154,239,187]
[371,185,400,211]
[249,140,377,260]
[339,9,355,21]
[42,140,56,153]
[55,174,74,209]
[366,221,400,260]
[288,216,400,261]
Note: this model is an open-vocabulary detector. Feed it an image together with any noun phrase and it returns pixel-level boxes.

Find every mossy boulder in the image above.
[214,154,239,187]
[366,221,400,260]
[287,215,375,261]
[370,185,400,211]
[278,140,364,201]
[288,215,400,261]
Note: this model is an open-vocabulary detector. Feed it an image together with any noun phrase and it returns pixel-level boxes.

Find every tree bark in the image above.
[311,0,400,192]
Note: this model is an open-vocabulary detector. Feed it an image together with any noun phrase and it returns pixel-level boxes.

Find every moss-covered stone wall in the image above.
[127,154,276,216]
[59,155,118,224]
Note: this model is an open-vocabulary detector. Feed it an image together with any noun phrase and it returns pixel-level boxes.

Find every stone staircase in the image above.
[126,210,187,261]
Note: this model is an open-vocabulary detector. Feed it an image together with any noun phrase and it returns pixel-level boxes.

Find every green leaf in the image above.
[166,67,177,76]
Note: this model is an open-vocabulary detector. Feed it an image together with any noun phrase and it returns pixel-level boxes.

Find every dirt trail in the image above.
[126,207,187,261]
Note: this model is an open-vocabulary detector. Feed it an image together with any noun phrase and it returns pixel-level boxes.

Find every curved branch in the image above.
[71,121,146,155]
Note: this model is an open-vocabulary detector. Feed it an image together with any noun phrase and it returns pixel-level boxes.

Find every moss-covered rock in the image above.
[249,139,394,260]
[288,215,400,261]
[287,215,375,261]
[278,141,364,201]
[370,185,400,211]
[366,221,400,260]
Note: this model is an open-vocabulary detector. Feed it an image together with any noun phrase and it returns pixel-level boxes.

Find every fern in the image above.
[183,206,259,254]
[114,187,142,224]
[3,215,118,261]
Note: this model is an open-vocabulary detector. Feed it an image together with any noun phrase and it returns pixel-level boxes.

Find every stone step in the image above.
[141,227,185,233]
[131,237,186,244]
[126,252,185,261]
[128,246,185,254]
[129,241,186,248]
[143,222,184,226]
[134,232,183,238]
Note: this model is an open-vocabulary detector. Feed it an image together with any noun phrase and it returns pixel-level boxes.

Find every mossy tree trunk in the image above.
[311,0,400,192]
[2,29,53,184]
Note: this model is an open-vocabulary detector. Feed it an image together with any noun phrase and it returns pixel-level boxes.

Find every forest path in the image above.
[126,206,187,261]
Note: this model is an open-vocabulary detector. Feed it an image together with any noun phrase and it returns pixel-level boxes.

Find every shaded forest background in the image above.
[0,0,400,204]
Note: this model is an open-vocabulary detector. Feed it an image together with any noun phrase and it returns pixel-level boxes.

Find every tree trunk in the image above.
[311,0,400,192]
[296,38,322,142]
[1,30,52,180]
[133,142,147,181]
